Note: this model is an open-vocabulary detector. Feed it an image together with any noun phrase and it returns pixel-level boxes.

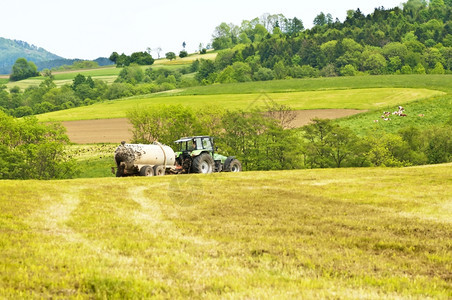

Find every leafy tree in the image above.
[254,67,274,81]
[130,51,155,65]
[340,64,357,76]
[109,52,119,63]
[179,50,188,58]
[195,59,217,83]
[165,52,176,61]
[313,12,328,26]
[284,17,304,35]
[116,53,131,67]
[273,61,287,79]
[302,118,334,168]
[363,53,388,74]
[413,62,427,73]
[401,64,413,73]
[212,22,237,49]
[216,66,236,83]
[9,58,39,81]
[0,111,78,179]
[115,65,144,84]
[425,125,452,163]
[326,126,358,167]
[104,83,133,100]
[430,61,445,73]
[231,62,252,82]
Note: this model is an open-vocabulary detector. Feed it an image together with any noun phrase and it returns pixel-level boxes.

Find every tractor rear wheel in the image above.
[224,159,242,172]
[140,165,154,176]
[192,153,214,174]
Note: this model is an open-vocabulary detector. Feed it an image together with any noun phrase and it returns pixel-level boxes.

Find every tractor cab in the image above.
[174,136,215,155]
[173,136,241,174]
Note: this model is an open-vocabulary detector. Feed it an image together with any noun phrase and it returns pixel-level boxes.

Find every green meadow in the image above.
[1,164,450,298]
[37,88,441,122]
[37,74,450,122]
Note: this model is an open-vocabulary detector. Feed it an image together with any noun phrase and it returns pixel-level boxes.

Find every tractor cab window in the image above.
[193,137,203,150]
[201,138,213,151]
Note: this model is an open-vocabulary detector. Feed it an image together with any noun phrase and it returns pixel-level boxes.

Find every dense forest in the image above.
[194,0,451,83]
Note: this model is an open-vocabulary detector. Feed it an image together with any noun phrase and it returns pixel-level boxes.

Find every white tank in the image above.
[115,142,176,170]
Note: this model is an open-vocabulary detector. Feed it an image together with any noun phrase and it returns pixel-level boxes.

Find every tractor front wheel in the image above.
[192,153,214,174]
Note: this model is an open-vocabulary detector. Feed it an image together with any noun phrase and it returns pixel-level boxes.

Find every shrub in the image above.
[340,64,357,76]
[104,83,134,100]
[179,50,188,58]
[254,67,274,81]
[0,111,78,179]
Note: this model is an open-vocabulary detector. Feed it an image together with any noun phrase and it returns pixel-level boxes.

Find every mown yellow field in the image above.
[1,164,450,298]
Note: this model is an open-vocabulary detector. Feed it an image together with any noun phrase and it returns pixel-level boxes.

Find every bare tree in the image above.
[155,47,162,59]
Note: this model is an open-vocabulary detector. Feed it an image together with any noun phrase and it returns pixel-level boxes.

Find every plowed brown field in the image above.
[62,109,365,144]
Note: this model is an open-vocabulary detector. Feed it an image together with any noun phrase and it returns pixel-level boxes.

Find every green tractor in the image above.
[174,136,242,174]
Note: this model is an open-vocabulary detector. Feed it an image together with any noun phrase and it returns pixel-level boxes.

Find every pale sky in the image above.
[1,0,403,60]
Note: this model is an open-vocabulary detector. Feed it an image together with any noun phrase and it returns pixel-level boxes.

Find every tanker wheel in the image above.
[225,159,242,172]
[192,153,214,174]
[140,165,154,176]
[116,163,125,177]
[153,165,165,176]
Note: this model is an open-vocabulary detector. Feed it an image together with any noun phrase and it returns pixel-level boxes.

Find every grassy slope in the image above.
[0,164,450,298]
[179,74,452,95]
[36,74,451,122]
[37,87,442,122]
[336,95,452,134]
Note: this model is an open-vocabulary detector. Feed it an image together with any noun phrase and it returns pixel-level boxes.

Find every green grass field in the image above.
[179,74,452,95]
[1,164,450,298]
[337,95,452,134]
[37,87,443,122]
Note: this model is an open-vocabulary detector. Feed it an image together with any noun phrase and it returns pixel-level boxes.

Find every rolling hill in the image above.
[0,37,62,74]
[0,37,113,75]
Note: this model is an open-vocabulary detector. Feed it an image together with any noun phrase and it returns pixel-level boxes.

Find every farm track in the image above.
[62,109,365,144]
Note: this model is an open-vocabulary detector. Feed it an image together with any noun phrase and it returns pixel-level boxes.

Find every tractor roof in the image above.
[174,136,213,143]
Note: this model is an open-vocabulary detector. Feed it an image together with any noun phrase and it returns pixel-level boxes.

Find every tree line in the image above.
[0,64,200,117]
[128,105,452,171]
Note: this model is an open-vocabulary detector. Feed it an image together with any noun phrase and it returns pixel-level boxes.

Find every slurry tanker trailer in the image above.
[113,136,242,177]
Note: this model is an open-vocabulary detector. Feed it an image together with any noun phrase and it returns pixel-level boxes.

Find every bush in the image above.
[401,65,413,74]
[104,83,134,100]
[115,65,144,84]
[0,111,78,179]
[179,50,188,58]
[340,64,357,76]
[254,67,274,81]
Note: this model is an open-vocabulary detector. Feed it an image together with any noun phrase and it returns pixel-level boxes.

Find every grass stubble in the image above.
[0,164,450,298]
